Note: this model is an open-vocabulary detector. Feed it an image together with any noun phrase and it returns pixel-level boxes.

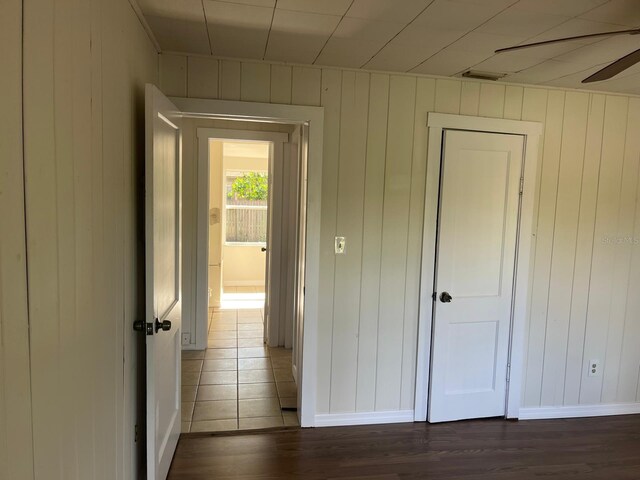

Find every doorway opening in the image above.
[212,140,269,310]
[183,124,305,433]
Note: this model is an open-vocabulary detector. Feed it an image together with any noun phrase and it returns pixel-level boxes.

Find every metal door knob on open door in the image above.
[439,291,452,303]
[155,318,172,333]
[261,247,267,252]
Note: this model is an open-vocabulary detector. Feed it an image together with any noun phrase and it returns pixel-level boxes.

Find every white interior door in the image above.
[144,84,182,479]
[265,142,285,346]
[429,130,523,423]
[264,143,274,342]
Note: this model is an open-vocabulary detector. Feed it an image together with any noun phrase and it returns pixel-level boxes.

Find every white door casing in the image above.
[176,97,324,427]
[144,84,182,479]
[428,130,524,423]
[194,128,288,350]
[415,114,542,423]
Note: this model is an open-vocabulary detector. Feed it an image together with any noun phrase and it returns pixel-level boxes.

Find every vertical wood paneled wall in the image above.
[162,54,640,415]
[17,0,158,478]
[0,1,35,479]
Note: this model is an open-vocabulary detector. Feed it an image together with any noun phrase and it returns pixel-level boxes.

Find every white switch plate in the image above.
[181,333,191,346]
[588,359,600,377]
[335,236,346,254]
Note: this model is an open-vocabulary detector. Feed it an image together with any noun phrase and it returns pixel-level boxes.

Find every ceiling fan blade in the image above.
[495,28,640,54]
[582,48,640,83]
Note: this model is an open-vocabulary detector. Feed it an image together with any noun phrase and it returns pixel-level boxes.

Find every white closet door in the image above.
[429,130,523,423]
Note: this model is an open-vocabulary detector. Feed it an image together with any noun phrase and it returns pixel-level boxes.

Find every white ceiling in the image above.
[138,0,640,94]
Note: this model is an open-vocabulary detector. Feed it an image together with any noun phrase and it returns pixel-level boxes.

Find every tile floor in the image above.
[181,288,299,433]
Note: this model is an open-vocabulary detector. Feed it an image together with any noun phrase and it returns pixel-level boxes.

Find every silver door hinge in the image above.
[519,177,524,195]
[506,364,511,382]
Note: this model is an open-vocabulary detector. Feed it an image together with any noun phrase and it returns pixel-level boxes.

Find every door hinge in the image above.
[432,292,437,301]
[134,424,139,443]
[519,177,524,195]
[506,364,511,382]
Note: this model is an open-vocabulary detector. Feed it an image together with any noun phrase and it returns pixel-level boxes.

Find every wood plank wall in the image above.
[161,54,640,414]
[14,0,158,478]
[0,0,35,479]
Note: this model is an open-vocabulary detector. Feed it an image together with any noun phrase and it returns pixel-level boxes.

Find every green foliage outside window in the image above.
[228,172,268,201]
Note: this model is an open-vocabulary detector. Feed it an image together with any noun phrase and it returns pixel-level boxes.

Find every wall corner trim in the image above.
[518,403,640,420]
[313,410,415,427]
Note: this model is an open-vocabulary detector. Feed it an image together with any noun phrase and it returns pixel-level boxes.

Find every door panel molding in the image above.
[415,113,542,422]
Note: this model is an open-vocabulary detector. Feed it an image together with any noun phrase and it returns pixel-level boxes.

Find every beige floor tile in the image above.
[270,356,292,369]
[238,383,278,399]
[182,402,195,422]
[237,317,262,324]
[273,368,294,383]
[200,370,237,385]
[182,371,201,386]
[239,369,274,384]
[193,400,237,421]
[238,337,264,347]
[210,320,237,327]
[239,416,284,430]
[181,422,191,433]
[238,323,263,331]
[269,347,292,357]
[276,381,297,397]
[190,419,238,433]
[209,323,237,332]
[280,397,297,409]
[237,308,261,317]
[203,359,237,371]
[283,411,299,426]
[181,360,203,373]
[238,358,270,370]
[210,330,237,340]
[196,384,237,401]
[182,385,198,403]
[205,348,237,359]
[238,329,263,339]
[239,398,282,418]
[238,347,269,358]
[208,338,237,349]
[182,350,205,360]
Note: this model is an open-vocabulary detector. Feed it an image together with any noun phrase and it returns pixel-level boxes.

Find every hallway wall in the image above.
[0,0,34,478]
[161,54,640,416]
[16,0,158,478]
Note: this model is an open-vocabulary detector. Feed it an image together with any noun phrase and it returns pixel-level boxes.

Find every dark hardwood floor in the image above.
[168,415,640,479]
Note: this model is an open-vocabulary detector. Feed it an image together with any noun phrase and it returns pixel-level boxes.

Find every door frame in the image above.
[171,97,323,428]
[194,127,289,351]
[414,113,542,422]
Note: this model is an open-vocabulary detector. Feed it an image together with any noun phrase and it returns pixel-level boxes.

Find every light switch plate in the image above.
[335,236,346,254]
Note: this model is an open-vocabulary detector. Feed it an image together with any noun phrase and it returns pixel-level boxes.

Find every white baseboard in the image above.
[314,410,415,427]
[519,402,640,420]
[223,280,265,287]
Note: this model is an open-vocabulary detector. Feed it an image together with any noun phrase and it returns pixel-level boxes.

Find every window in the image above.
[225,171,268,244]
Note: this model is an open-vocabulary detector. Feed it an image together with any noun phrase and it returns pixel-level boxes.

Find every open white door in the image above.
[143,84,182,479]
[429,130,523,423]
[263,143,274,342]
